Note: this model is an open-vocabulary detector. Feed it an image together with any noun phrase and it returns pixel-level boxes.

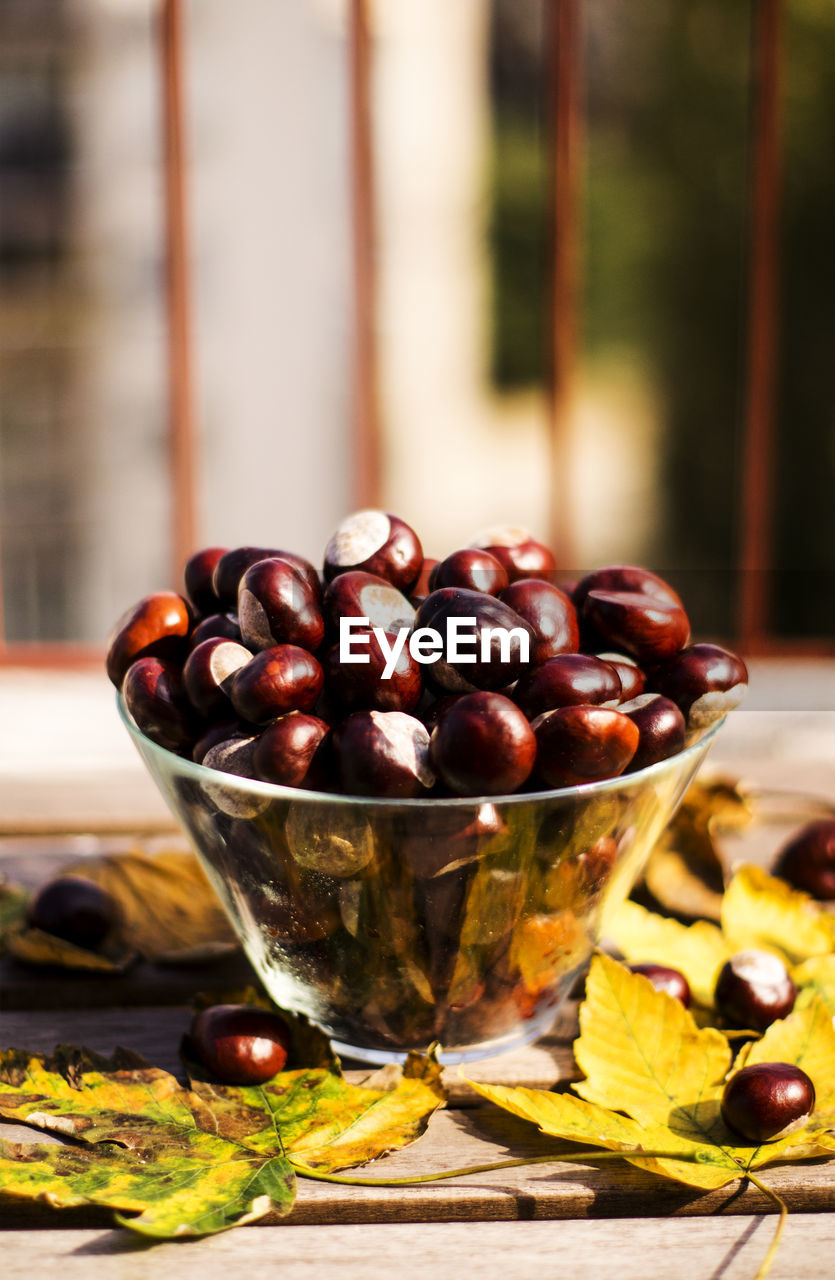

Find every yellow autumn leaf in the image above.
[607,899,730,1007]
[721,864,835,964]
[793,955,835,1021]
[464,954,835,1192]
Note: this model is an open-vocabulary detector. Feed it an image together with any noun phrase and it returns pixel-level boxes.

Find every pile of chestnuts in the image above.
[108,510,748,800]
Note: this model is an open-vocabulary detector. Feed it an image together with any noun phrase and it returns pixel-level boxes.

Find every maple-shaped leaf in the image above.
[721,864,835,964]
[607,898,730,1007]
[185,1047,446,1172]
[0,1047,294,1235]
[465,953,835,1191]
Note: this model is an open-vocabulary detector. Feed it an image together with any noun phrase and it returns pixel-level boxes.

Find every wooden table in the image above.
[2,689,835,1278]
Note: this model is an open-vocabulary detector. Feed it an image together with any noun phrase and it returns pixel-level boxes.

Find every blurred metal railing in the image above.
[0,0,821,662]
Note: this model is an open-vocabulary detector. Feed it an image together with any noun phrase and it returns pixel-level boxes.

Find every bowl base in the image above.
[330,1004,560,1066]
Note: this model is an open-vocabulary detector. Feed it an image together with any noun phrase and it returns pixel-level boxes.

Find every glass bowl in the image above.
[118,695,723,1064]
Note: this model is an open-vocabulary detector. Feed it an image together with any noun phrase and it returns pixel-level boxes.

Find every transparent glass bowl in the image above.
[119,696,722,1064]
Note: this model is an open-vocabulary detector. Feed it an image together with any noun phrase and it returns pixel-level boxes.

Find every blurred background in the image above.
[1,0,834,654]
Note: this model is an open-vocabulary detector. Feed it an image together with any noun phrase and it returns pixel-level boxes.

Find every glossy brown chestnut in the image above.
[323,510,423,592]
[333,710,434,798]
[27,875,120,950]
[499,580,579,663]
[190,1003,291,1084]
[238,557,324,653]
[229,645,324,724]
[189,612,243,647]
[183,637,252,718]
[596,652,646,702]
[323,570,416,634]
[652,643,748,730]
[513,654,622,721]
[183,546,227,615]
[253,712,332,790]
[192,719,253,765]
[123,656,198,752]
[620,693,687,772]
[773,819,835,900]
[429,549,509,596]
[572,564,684,612]
[721,1062,815,1143]
[106,591,191,688]
[582,589,690,663]
[469,525,557,583]
[414,588,534,692]
[324,628,422,714]
[429,692,536,796]
[213,546,321,609]
[714,950,796,1031]
[532,704,639,788]
[629,963,691,1006]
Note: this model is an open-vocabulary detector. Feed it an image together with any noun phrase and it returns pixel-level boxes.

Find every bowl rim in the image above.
[117,692,725,811]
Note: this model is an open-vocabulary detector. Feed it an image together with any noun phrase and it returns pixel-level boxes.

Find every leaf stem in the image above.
[291,1147,703,1187]
[744,1169,788,1280]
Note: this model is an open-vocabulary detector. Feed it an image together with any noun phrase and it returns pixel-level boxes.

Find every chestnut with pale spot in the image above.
[238,557,324,653]
[469,524,556,583]
[714,949,796,1031]
[629,962,691,1007]
[333,710,435,798]
[183,636,252,718]
[323,570,416,634]
[323,510,423,592]
[229,645,324,724]
[652,643,748,730]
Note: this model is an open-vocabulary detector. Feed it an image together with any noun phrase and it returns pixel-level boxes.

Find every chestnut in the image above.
[499,580,580,663]
[773,819,835,900]
[324,628,422,714]
[469,525,556,583]
[238,557,324,653]
[123,656,198,752]
[572,564,684,612]
[652,643,749,730]
[323,510,423,592]
[395,802,510,879]
[414,588,534,692]
[183,637,252,718]
[106,591,191,688]
[192,719,253,765]
[189,612,243,647]
[721,1063,815,1143]
[582,588,691,664]
[532,704,639,788]
[201,733,267,817]
[619,693,686,772]
[629,963,691,1006]
[513,654,622,721]
[213,546,321,609]
[190,1003,291,1084]
[323,570,416,634]
[429,691,536,796]
[183,546,227,616]
[285,802,375,877]
[596,652,646,702]
[229,645,324,723]
[27,875,120,950]
[714,950,796,1031]
[429,549,509,596]
[253,712,332,790]
[333,710,434,798]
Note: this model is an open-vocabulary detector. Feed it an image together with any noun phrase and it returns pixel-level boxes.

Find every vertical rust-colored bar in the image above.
[546,0,582,569]
[738,0,783,648]
[349,0,382,509]
[160,0,198,579]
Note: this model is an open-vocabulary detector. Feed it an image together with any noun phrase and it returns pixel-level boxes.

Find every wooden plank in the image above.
[1,1217,834,1280]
